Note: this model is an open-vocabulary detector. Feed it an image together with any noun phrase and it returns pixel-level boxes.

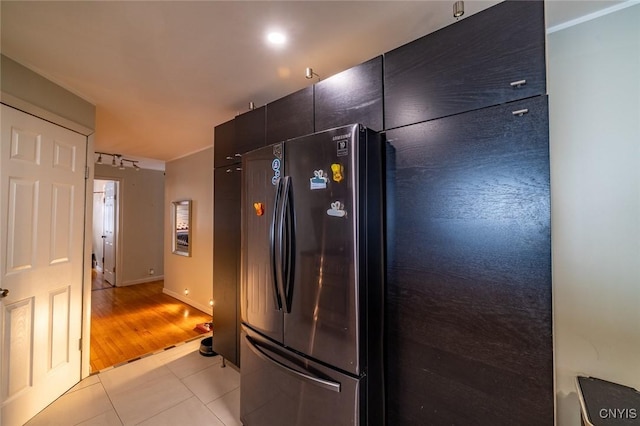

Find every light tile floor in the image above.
[25,339,241,426]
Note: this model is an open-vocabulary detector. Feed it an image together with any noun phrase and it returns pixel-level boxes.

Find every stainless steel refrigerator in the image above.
[240,124,385,426]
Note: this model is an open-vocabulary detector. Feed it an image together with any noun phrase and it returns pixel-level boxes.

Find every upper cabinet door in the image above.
[315,56,383,132]
[236,105,266,157]
[266,86,314,145]
[384,1,546,129]
[214,118,237,168]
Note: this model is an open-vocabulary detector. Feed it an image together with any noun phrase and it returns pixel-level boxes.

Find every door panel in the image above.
[6,178,38,271]
[282,126,360,375]
[384,1,545,129]
[241,327,361,426]
[385,97,552,424]
[214,118,237,168]
[213,165,241,365]
[241,144,283,343]
[4,298,34,398]
[103,181,116,285]
[50,183,74,263]
[1,104,86,426]
[235,106,266,156]
[266,86,314,145]
[315,56,383,132]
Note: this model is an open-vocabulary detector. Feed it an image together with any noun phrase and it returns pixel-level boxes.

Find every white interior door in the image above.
[0,105,87,426]
[102,181,116,285]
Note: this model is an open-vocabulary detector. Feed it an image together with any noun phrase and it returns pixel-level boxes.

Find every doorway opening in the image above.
[92,179,119,289]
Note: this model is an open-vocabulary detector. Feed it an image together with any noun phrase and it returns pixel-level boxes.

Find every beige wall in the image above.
[548,5,640,425]
[0,54,95,132]
[95,164,165,285]
[163,147,214,314]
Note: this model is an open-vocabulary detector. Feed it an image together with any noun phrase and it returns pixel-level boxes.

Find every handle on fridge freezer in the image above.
[270,178,284,310]
[274,176,290,312]
[281,176,295,313]
[245,335,341,393]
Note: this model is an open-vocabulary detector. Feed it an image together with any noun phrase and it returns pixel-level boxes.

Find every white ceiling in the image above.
[0,1,623,165]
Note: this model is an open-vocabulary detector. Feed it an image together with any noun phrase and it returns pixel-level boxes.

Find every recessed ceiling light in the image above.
[266,31,287,46]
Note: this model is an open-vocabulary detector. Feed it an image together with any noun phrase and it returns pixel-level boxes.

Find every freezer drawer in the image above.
[241,327,362,426]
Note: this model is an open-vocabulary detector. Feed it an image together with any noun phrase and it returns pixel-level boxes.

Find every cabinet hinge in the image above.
[85,166,90,180]
[79,338,83,351]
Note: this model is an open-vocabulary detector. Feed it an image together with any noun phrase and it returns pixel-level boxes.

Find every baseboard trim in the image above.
[120,275,165,286]
[162,288,212,315]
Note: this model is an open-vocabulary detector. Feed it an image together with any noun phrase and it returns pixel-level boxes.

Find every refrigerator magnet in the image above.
[310,170,328,190]
[254,202,265,216]
[271,158,281,186]
[327,201,347,218]
[330,163,344,182]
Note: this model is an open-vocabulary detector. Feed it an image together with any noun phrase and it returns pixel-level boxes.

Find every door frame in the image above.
[81,135,95,379]
[92,177,122,288]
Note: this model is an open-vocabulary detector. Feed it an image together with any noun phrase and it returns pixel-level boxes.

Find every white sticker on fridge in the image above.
[310,170,328,190]
[327,201,347,218]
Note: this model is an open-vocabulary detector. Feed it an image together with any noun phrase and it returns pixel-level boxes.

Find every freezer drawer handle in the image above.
[245,336,341,393]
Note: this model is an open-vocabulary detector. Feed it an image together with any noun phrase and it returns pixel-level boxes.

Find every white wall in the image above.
[163,147,214,314]
[548,4,640,425]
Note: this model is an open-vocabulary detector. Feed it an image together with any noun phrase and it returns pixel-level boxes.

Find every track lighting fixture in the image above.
[95,152,141,171]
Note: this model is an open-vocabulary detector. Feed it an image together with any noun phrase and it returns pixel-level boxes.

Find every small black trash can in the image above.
[199,336,217,357]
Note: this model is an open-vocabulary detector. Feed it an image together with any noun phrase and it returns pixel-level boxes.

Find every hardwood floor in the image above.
[90,273,212,372]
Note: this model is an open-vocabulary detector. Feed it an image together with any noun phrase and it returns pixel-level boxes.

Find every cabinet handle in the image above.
[512,109,529,117]
[510,79,527,88]
[234,153,242,158]
[226,156,234,160]
[226,168,233,173]
[236,167,242,172]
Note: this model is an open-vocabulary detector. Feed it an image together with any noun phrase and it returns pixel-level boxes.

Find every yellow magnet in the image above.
[331,163,344,183]
[254,202,265,216]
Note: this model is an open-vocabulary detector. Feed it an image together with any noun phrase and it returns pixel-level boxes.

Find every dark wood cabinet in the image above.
[212,165,242,366]
[315,56,383,131]
[266,86,314,145]
[235,105,266,157]
[213,118,236,168]
[385,96,552,425]
[384,0,546,129]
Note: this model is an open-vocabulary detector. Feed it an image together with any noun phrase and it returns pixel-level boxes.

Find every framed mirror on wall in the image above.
[172,200,192,256]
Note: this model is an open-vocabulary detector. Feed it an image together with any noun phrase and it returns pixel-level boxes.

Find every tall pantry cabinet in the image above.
[212,107,265,367]
[383,1,551,424]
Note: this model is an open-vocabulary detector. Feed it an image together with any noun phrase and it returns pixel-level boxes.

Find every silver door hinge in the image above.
[85,166,90,179]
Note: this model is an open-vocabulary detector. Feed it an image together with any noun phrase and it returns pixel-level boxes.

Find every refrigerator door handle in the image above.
[281,176,295,313]
[270,178,284,310]
[274,176,289,310]
[245,335,341,393]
